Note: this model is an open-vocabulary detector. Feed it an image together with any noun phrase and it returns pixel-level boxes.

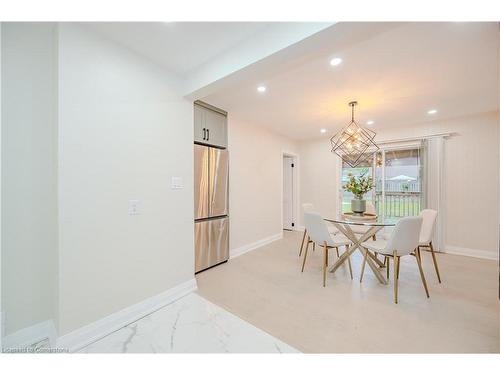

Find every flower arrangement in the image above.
[343,171,374,200]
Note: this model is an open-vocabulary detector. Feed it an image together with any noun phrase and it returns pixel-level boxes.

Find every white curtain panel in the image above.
[423,137,446,251]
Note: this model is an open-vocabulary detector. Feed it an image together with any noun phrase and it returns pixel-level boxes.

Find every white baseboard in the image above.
[2,319,57,351]
[294,225,305,232]
[230,233,283,259]
[444,245,498,261]
[56,278,197,353]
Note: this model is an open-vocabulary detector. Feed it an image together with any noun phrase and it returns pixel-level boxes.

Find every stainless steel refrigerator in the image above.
[194,144,229,273]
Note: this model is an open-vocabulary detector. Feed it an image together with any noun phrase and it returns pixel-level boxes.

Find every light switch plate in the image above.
[128,200,141,215]
[171,176,184,189]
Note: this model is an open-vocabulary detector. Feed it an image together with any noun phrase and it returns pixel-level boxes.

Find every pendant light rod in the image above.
[348,101,358,121]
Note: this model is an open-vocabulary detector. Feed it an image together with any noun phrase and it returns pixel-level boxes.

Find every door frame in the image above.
[281,151,299,231]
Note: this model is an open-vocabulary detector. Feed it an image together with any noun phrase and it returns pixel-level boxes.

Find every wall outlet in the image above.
[128,200,141,215]
[171,176,184,189]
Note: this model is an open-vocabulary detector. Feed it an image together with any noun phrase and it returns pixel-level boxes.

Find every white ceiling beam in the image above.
[182,22,334,99]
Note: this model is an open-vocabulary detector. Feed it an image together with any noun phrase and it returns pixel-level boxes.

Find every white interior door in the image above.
[283,156,294,230]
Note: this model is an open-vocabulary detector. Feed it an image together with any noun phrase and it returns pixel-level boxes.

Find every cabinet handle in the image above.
[207,128,210,141]
[203,128,206,140]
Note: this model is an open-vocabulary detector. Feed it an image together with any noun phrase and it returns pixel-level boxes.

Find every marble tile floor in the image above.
[80,292,298,353]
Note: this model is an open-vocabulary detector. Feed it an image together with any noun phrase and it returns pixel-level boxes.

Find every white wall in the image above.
[378,112,499,258]
[498,30,500,254]
[227,117,298,252]
[298,139,341,226]
[1,23,59,335]
[299,112,499,259]
[57,24,194,335]
[0,22,3,345]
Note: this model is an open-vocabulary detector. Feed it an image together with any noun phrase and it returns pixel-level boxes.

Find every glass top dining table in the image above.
[323,215,399,284]
[324,215,397,227]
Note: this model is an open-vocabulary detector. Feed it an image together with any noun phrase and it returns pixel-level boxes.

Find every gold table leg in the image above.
[363,249,386,268]
[327,223,387,285]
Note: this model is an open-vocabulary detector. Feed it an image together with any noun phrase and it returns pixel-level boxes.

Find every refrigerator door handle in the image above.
[203,128,206,140]
[207,128,210,141]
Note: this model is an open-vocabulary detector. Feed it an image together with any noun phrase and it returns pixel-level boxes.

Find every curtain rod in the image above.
[376,132,456,145]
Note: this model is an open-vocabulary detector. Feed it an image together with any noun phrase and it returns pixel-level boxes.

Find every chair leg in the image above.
[301,239,310,272]
[386,256,390,280]
[313,242,316,252]
[323,242,328,287]
[393,253,399,304]
[336,247,340,257]
[360,247,368,283]
[429,242,442,283]
[415,250,430,298]
[299,229,307,257]
[397,256,401,279]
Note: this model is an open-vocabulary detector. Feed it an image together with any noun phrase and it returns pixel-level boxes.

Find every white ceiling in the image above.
[85,22,274,76]
[202,22,499,140]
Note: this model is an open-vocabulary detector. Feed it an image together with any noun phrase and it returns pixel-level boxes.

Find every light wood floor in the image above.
[196,230,500,353]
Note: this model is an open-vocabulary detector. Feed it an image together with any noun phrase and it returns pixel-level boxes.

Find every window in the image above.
[340,146,423,221]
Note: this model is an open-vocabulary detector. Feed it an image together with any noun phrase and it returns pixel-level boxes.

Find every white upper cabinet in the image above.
[204,109,227,148]
[194,102,227,148]
[194,104,205,144]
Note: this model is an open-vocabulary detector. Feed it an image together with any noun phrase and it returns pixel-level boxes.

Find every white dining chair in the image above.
[302,212,353,286]
[360,216,428,303]
[298,203,339,257]
[299,203,314,257]
[418,209,441,283]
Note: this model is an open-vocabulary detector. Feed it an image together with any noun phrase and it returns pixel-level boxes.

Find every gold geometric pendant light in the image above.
[330,101,379,167]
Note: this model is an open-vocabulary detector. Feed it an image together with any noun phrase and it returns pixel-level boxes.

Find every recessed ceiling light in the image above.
[320,128,327,134]
[366,120,375,126]
[427,109,438,115]
[330,57,343,66]
[257,86,266,93]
